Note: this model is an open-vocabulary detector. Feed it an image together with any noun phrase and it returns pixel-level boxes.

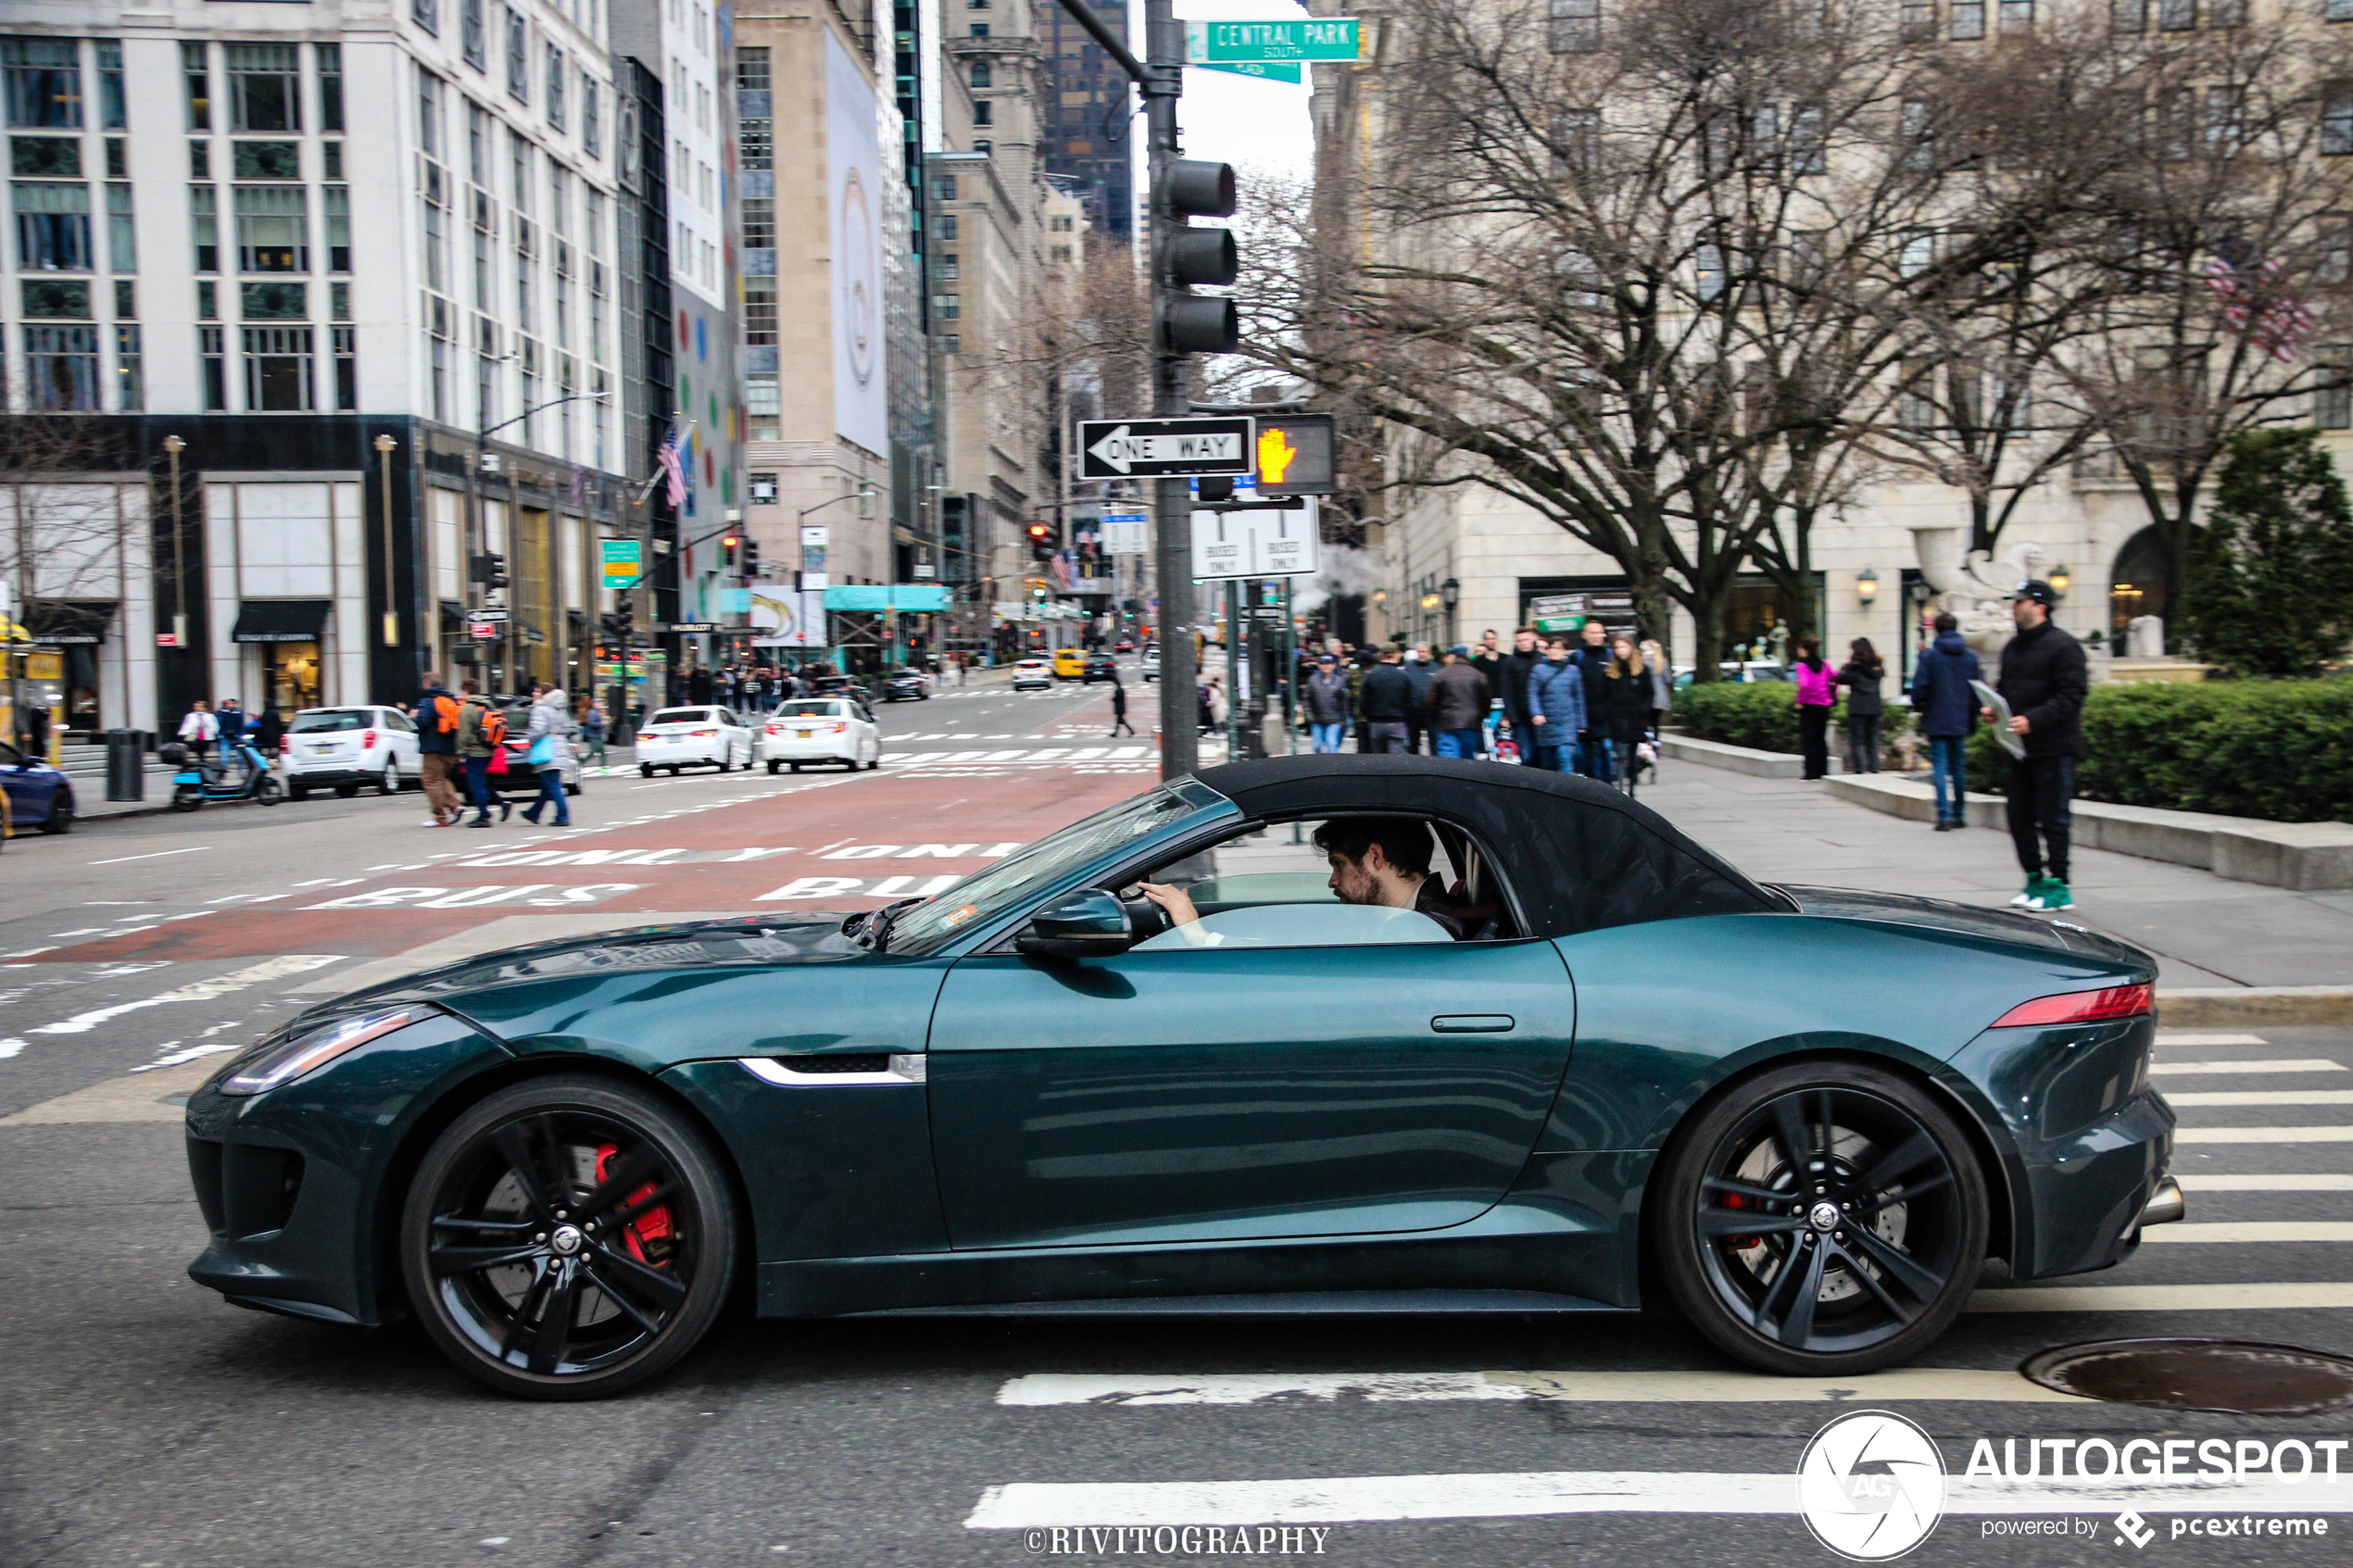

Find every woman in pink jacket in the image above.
[1791,636,1838,780]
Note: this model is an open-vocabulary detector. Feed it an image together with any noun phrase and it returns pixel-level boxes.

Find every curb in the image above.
[2155,986,2353,1028]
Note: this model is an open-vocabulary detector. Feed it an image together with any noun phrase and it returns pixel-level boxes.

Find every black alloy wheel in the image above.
[1655,1060,1986,1376]
[401,1075,738,1399]
[40,790,74,833]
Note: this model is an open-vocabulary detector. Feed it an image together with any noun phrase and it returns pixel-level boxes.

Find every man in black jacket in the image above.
[1570,620,1615,779]
[1989,581,2089,912]
[1358,647,1416,753]
[1498,627,1541,760]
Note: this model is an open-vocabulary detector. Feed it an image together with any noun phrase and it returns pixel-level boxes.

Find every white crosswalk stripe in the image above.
[2149,1059,2345,1075]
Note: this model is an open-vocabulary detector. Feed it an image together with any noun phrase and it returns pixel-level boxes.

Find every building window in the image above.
[226,44,301,133]
[243,325,315,410]
[14,182,89,270]
[2157,0,2195,27]
[942,333,960,353]
[200,324,227,408]
[2326,83,2353,157]
[745,372,779,416]
[506,9,530,103]
[1951,0,1986,36]
[973,140,990,154]
[114,277,132,317]
[1549,0,1601,54]
[972,62,992,88]
[233,141,299,178]
[419,67,444,157]
[932,293,960,320]
[936,253,960,280]
[933,176,956,202]
[2000,0,2035,31]
[324,185,350,270]
[740,115,771,169]
[2331,0,2353,19]
[970,23,989,35]
[318,44,344,132]
[743,195,774,249]
[104,138,123,178]
[25,321,97,408]
[182,42,209,131]
[4,39,81,130]
[974,101,993,127]
[189,139,208,178]
[547,44,566,129]
[1904,0,1939,38]
[242,281,307,320]
[2322,216,2351,284]
[96,41,124,131]
[2319,348,2351,428]
[414,0,440,33]
[463,0,487,69]
[737,45,771,93]
[938,214,958,240]
[582,72,600,157]
[105,182,132,272]
[510,129,531,211]
[21,277,86,319]
[114,322,141,410]
[11,136,78,176]
[190,185,217,270]
[1695,241,1726,301]
[235,185,308,271]
[515,248,534,332]
[333,324,356,410]
[744,276,775,345]
[331,281,348,320]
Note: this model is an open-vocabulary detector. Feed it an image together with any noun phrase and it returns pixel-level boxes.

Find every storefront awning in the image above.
[22,599,115,646]
[231,600,331,643]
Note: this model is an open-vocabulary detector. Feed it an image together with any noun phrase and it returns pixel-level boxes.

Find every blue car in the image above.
[0,739,74,834]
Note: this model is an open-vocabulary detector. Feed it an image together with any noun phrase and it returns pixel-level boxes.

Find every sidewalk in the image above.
[1638,765,2353,989]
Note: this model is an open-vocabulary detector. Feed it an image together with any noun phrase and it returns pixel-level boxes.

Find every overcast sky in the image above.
[1169,0,1319,185]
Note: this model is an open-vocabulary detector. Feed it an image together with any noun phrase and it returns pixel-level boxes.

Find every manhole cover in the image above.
[2022,1339,2353,1416]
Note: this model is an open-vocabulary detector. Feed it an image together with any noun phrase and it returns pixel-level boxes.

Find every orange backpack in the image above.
[478,707,509,747]
[430,694,461,734]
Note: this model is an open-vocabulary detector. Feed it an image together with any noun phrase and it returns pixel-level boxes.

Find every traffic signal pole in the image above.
[1048,0,1197,778]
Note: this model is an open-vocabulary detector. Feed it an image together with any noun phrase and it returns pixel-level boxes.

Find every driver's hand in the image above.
[1136,882,1199,925]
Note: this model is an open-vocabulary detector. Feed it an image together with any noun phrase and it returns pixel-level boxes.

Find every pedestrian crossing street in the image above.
[957,1027,2353,1536]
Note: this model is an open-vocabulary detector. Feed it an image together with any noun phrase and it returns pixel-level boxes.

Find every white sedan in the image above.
[635,706,757,775]
[283,705,422,799]
[1011,658,1053,692]
[762,698,881,772]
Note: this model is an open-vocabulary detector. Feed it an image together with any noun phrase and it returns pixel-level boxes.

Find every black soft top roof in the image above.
[1193,754,1780,938]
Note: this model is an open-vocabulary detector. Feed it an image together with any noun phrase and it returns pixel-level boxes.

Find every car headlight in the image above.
[218,1006,431,1097]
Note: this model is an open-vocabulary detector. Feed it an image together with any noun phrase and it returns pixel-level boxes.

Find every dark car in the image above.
[182,756,2178,1399]
[880,670,931,702]
[485,698,583,797]
[0,738,74,834]
[1081,653,1119,684]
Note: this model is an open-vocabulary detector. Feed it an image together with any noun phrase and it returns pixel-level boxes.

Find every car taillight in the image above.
[278,737,289,754]
[1991,984,2155,1030]
[690,729,717,738]
[363,729,377,748]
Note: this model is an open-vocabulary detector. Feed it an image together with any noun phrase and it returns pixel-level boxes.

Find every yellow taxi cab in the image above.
[1051,647,1086,681]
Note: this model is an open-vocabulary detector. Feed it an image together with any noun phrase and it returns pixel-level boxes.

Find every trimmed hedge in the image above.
[1687,675,2353,823]
[1674,680,1914,754]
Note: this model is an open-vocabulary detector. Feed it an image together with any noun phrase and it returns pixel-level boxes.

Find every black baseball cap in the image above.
[2010,580,2059,607]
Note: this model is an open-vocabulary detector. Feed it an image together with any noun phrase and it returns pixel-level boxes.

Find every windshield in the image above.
[778,700,847,718]
[290,709,370,732]
[888,784,1218,956]
[648,709,711,725]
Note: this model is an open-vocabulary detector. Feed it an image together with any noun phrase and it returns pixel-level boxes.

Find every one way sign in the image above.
[1078,417,1255,478]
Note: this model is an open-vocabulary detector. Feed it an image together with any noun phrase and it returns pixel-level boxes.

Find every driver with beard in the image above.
[1138,816,1469,943]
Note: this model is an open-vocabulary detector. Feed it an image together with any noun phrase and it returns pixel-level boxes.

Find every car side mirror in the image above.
[1015,889,1134,960]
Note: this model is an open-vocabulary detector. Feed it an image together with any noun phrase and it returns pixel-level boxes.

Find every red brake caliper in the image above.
[594,1142,673,1264]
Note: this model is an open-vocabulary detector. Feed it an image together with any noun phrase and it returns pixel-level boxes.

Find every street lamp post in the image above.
[161,434,186,658]
[1441,576,1460,648]
[795,485,872,669]
[374,433,399,649]
[472,389,609,691]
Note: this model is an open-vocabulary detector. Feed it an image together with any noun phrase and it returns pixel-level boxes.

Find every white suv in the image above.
[283,706,422,799]
[1012,658,1053,691]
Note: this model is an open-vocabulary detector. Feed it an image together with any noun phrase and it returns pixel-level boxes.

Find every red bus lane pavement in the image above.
[20,759,1148,970]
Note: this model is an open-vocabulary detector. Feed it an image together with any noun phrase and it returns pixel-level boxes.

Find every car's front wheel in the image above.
[1654,1060,1987,1377]
[39,789,73,833]
[400,1074,738,1400]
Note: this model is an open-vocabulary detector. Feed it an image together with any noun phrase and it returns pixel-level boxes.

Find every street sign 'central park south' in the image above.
[1186,19,1363,64]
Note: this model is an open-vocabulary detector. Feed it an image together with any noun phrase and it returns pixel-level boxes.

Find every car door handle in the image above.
[1431,1014,1515,1034]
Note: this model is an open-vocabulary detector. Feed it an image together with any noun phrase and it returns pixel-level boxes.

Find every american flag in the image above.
[656,428,688,507]
[2206,253,2315,364]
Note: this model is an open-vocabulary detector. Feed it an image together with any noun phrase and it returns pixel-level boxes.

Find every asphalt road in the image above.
[3,678,2350,1567]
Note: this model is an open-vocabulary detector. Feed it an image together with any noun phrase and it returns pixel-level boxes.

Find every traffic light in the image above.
[1026,521,1054,560]
[1253,413,1338,495]
[484,551,508,590]
[721,534,740,571]
[741,538,761,577]
[1159,159,1239,355]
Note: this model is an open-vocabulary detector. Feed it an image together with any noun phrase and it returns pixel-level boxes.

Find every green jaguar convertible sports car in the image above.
[184,756,2181,1399]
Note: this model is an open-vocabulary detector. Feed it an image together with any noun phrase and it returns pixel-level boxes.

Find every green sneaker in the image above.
[2008,875,2048,909]
[2028,879,2072,910]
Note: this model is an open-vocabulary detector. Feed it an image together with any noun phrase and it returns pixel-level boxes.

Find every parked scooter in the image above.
[158,741,283,812]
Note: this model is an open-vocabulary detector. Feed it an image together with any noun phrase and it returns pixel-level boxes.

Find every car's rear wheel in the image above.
[400,1075,738,1400]
[288,779,311,800]
[379,759,401,797]
[334,782,360,798]
[1655,1060,1986,1376]
[639,764,654,779]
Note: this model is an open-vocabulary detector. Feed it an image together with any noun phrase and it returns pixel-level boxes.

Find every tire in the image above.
[257,776,283,807]
[379,760,401,797]
[170,785,202,813]
[767,761,781,774]
[1653,1060,1987,1377]
[288,780,311,801]
[398,1073,739,1400]
[566,782,581,797]
[863,755,879,771]
[38,790,73,834]
[787,763,803,773]
[334,782,361,798]
[639,765,654,779]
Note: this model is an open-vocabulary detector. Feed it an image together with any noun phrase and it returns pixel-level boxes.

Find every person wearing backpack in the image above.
[416,672,465,826]
[454,679,511,827]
